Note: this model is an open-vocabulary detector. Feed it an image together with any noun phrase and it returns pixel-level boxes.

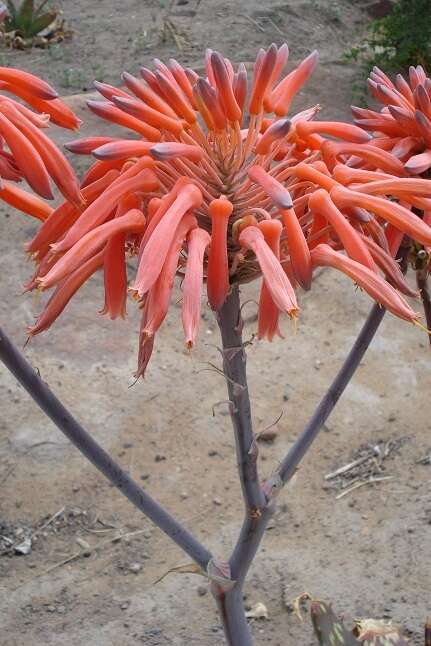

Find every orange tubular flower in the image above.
[257,219,284,341]
[311,244,420,323]
[28,252,105,337]
[101,194,143,320]
[239,226,299,318]
[39,209,146,289]
[0,69,83,234]
[0,182,53,221]
[182,227,211,348]
[309,190,377,271]
[11,48,431,375]
[207,197,233,310]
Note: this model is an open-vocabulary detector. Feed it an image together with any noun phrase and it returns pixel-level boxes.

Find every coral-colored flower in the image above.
[0,68,82,220]
[8,49,431,375]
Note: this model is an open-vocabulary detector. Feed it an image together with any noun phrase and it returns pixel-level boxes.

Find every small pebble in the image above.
[120,602,129,610]
[197,585,207,597]
[258,428,278,443]
[213,498,222,506]
[129,562,142,574]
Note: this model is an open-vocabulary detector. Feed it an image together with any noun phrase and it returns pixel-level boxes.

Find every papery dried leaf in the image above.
[353,618,409,644]
[206,558,236,591]
[245,602,268,620]
[153,562,204,585]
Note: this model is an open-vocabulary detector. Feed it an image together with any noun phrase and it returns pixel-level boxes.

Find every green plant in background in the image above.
[344,0,431,104]
[0,0,70,49]
[3,0,57,39]
[367,0,431,71]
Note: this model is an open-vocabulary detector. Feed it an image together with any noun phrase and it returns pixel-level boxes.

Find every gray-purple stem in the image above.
[215,294,386,645]
[275,302,385,484]
[417,270,431,346]
[0,326,212,570]
[214,286,270,645]
[216,285,266,514]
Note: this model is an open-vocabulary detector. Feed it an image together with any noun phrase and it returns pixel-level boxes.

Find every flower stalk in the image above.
[0,325,212,570]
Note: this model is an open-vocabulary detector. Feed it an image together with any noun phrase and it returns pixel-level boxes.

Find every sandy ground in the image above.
[0,1,430,645]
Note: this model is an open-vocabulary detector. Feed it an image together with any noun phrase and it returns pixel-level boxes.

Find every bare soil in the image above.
[0,1,430,645]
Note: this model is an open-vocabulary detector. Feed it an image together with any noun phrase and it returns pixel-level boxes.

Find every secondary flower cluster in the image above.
[352,65,431,327]
[3,47,431,376]
[0,66,81,218]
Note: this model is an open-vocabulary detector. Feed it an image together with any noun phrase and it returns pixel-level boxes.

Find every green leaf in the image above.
[15,0,35,36]
[16,0,34,22]
[27,9,56,36]
[5,0,17,20]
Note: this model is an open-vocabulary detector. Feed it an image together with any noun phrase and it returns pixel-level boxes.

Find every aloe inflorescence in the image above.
[1,46,430,374]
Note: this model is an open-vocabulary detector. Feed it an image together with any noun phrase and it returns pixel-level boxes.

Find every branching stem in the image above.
[216,285,265,514]
[275,303,386,484]
[417,269,431,345]
[1,293,387,646]
[0,326,212,570]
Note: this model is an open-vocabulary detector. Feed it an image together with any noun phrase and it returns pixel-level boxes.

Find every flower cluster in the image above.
[4,47,431,376]
[0,65,81,217]
[356,65,431,177]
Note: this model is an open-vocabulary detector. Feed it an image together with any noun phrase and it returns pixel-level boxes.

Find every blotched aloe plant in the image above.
[0,0,60,47]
